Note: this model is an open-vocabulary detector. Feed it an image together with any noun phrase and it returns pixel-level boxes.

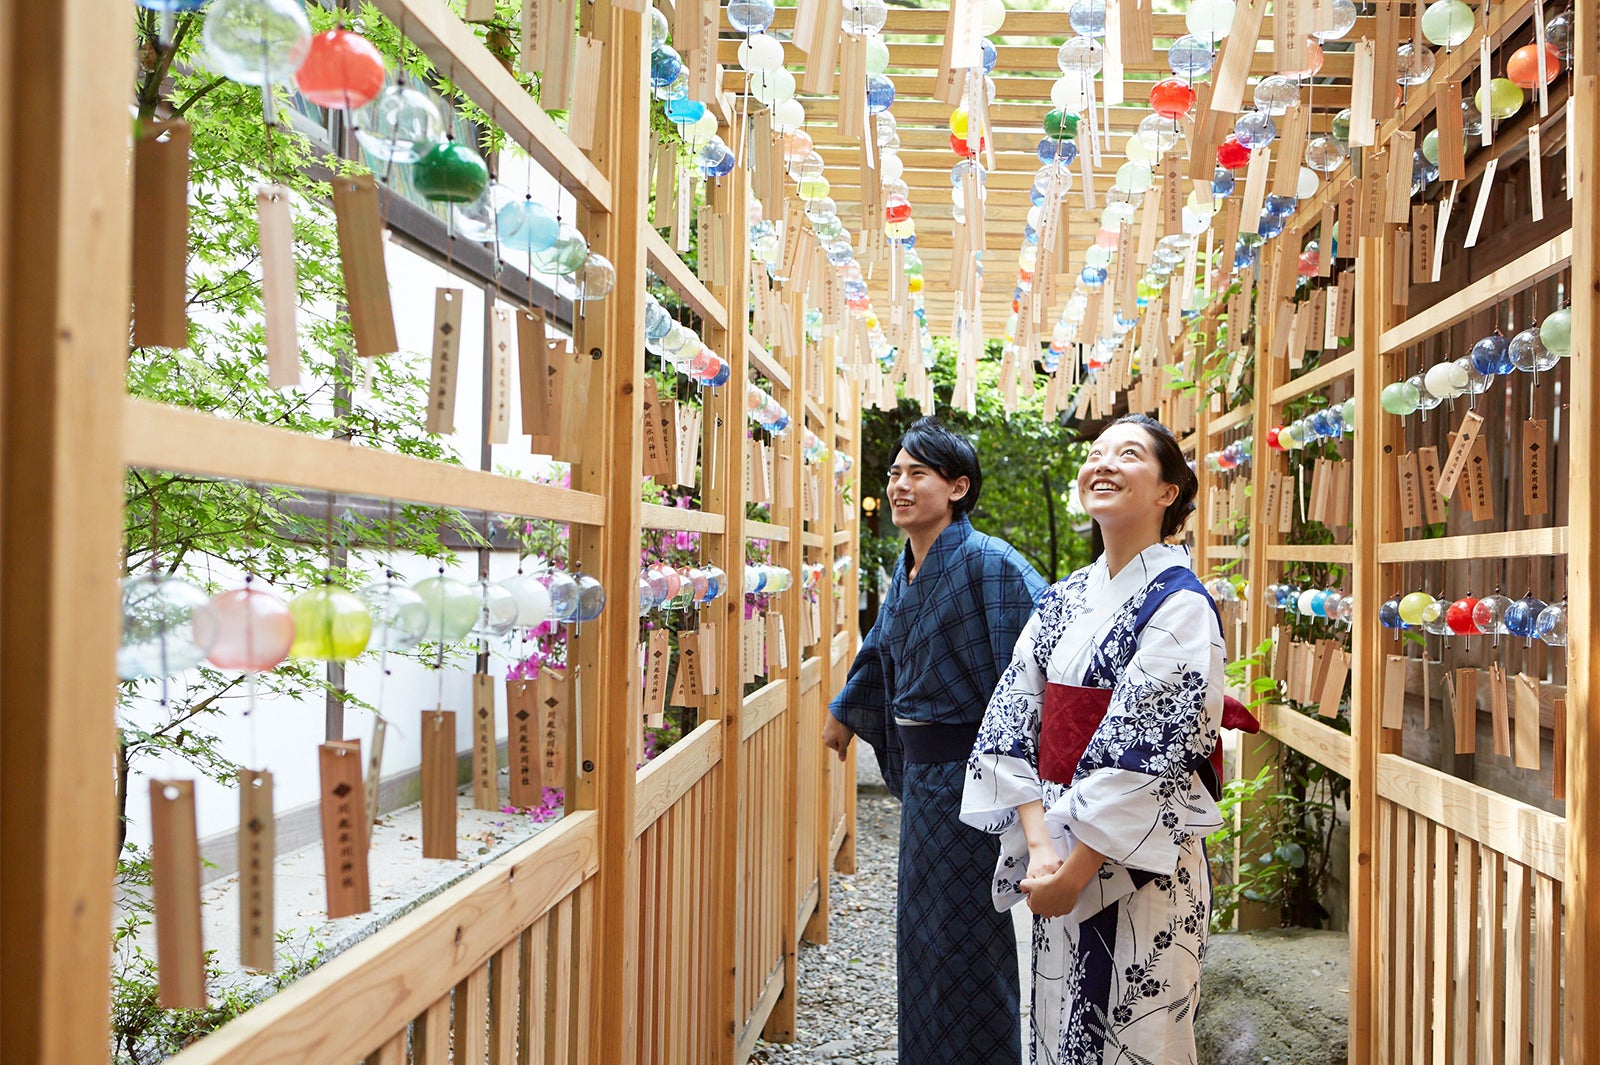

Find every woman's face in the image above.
[1077,424,1179,533]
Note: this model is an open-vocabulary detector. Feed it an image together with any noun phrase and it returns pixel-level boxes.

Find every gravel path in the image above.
[749,778,903,1064]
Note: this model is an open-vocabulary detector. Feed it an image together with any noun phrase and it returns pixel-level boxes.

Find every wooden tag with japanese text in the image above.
[671,631,703,705]
[517,310,554,453]
[506,679,540,808]
[426,288,463,434]
[642,376,672,482]
[537,668,569,794]
[1417,446,1445,524]
[1523,418,1549,516]
[150,779,207,1006]
[645,628,670,726]
[488,307,513,444]
[238,770,275,972]
[318,740,371,918]
[472,674,498,810]
[1436,409,1485,500]
[1397,450,1423,531]
[1467,433,1495,521]
[1335,271,1355,337]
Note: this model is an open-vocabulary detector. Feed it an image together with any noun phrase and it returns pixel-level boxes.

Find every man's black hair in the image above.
[893,416,982,519]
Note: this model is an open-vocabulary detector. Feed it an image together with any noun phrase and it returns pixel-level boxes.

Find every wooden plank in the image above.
[489,941,518,1065]
[457,967,489,1065]
[165,815,599,1065]
[1479,846,1507,1065]
[1258,703,1353,778]
[633,721,723,836]
[1506,861,1531,1065]
[1262,543,1354,564]
[122,398,606,525]
[1379,526,1568,564]
[1269,351,1358,405]
[1376,754,1565,879]
[644,226,727,328]
[741,679,789,740]
[415,997,451,1065]
[366,0,611,209]
[1380,230,1572,353]
[641,502,725,534]
[1534,874,1562,1064]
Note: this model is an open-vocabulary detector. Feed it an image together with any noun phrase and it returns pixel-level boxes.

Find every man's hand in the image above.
[821,714,855,761]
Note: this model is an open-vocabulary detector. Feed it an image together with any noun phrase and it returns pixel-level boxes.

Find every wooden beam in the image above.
[579,4,648,1061]
[1564,0,1600,1036]
[368,0,612,210]
[121,398,607,525]
[0,0,130,1060]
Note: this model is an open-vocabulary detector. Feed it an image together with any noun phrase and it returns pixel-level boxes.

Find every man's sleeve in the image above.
[987,548,1049,680]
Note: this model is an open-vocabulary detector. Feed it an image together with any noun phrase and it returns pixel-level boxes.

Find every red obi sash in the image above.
[1039,683,1260,792]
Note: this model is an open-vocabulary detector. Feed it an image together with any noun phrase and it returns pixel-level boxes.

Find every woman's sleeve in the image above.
[961,584,1060,836]
[1049,588,1224,876]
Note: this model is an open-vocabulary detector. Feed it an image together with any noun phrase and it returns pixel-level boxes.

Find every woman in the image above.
[961,413,1225,1065]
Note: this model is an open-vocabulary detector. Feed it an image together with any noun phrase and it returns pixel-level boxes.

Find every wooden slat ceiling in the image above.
[720,3,1370,328]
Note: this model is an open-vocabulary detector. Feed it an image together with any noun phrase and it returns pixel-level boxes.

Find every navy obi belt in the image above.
[1039,684,1261,801]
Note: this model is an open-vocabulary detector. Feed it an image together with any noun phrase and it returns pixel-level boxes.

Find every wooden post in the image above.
[1563,5,1600,1057]
[580,0,647,1060]
[703,139,754,1065]
[803,325,840,947]
[1349,217,1392,1065]
[0,0,131,1060]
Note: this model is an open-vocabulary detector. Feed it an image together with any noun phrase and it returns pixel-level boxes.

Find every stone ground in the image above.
[750,756,1349,1065]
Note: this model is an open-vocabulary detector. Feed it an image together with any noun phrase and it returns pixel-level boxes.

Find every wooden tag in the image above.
[1465,158,1498,248]
[642,377,671,481]
[132,120,191,349]
[256,187,300,387]
[537,668,569,793]
[1323,285,1340,349]
[426,288,464,434]
[1490,663,1511,757]
[1523,418,1549,516]
[1436,81,1466,181]
[517,310,554,453]
[1454,668,1477,753]
[1554,697,1567,799]
[1262,468,1282,526]
[1318,651,1350,719]
[1436,409,1485,499]
[150,779,207,1007]
[1391,229,1411,308]
[507,679,539,807]
[1383,654,1408,730]
[1467,433,1495,521]
[364,717,386,833]
[331,174,397,358]
[1336,179,1359,257]
[1529,125,1545,221]
[553,339,591,463]
[699,621,720,697]
[1278,464,1296,533]
[484,307,513,444]
[542,0,577,109]
[1335,271,1355,337]
[645,628,670,726]
[420,710,457,859]
[771,611,789,671]
[318,740,371,918]
[1361,150,1387,237]
[1348,39,1377,146]
[1239,146,1273,235]
[1417,446,1445,524]
[567,37,603,152]
[1397,450,1423,531]
[671,631,702,705]
[1386,131,1416,224]
[238,770,275,973]
[472,674,498,810]
[674,400,702,488]
[1411,204,1436,284]
[1514,674,1542,770]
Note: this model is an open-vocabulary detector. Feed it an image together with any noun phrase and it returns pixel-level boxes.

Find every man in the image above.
[824,416,1046,1065]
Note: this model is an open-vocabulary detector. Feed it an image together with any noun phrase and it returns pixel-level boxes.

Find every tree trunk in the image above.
[1042,469,1059,582]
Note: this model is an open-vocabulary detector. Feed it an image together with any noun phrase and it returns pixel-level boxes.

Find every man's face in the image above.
[886,448,969,534]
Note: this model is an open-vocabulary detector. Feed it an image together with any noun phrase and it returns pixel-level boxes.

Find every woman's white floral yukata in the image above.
[962,542,1225,1065]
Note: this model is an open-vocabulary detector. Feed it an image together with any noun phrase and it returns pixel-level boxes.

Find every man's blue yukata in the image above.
[831,515,1046,1065]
